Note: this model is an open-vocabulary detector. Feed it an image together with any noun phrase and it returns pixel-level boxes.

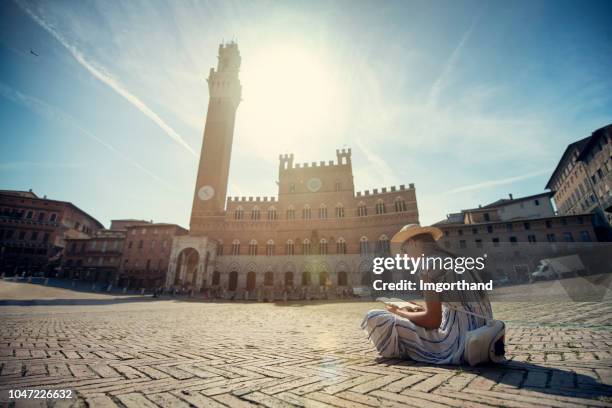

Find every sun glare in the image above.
[240,45,341,150]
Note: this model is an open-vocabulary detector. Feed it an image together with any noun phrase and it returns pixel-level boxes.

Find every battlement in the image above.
[227,196,277,204]
[355,183,415,197]
[279,148,352,171]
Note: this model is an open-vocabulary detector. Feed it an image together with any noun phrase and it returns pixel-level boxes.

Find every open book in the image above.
[377,297,424,312]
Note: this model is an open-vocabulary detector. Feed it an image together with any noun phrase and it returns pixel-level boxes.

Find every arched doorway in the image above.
[319,271,329,287]
[246,271,256,291]
[228,271,238,291]
[176,248,199,287]
[212,270,220,285]
[301,271,311,286]
[338,271,348,286]
[284,271,294,287]
[264,271,274,286]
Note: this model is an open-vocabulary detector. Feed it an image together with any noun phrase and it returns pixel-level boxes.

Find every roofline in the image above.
[0,191,104,229]
[436,212,593,228]
[545,136,591,189]
[462,192,553,213]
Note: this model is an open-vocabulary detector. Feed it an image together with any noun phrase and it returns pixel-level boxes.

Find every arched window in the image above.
[231,239,240,255]
[246,271,256,291]
[335,181,341,191]
[319,204,328,219]
[267,206,277,220]
[302,205,311,220]
[251,206,261,220]
[359,236,369,255]
[377,235,390,255]
[319,238,328,255]
[375,200,386,215]
[357,202,367,217]
[302,238,311,255]
[319,271,329,286]
[248,239,258,256]
[216,240,224,256]
[266,239,275,256]
[335,203,345,218]
[286,205,295,220]
[336,237,347,254]
[234,206,244,220]
[285,239,295,255]
[394,197,407,212]
[284,271,294,287]
[301,271,311,286]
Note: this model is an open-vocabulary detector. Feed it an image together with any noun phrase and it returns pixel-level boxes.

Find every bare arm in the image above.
[385,272,442,330]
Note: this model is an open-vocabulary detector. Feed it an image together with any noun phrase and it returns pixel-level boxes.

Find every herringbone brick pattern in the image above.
[1,300,611,407]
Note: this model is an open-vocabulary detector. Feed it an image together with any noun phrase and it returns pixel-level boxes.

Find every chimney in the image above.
[509,193,513,200]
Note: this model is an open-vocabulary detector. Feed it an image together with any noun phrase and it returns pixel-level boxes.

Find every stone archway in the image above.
[246,271,257,291]
[228,271,238,291]
[176,248,199,287]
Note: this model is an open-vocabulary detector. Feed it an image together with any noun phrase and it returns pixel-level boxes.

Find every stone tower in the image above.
[190,42,242,233]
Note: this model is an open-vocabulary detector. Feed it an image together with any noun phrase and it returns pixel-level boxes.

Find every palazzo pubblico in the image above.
[166,43,419,298]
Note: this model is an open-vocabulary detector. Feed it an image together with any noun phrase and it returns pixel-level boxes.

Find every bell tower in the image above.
[190,42,242,232]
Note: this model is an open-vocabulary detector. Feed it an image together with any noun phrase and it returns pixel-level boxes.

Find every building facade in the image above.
[546,124,612,240]
[0,190,103,275]
[435,193,598,283]
[167,43,419,297]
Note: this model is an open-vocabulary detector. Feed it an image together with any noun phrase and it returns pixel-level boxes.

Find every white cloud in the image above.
[447,168,554,194]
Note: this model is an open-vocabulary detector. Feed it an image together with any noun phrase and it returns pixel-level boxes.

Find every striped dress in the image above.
[361,301,493,364]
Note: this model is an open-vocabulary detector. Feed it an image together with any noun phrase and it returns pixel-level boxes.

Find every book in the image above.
[377,297,424,312]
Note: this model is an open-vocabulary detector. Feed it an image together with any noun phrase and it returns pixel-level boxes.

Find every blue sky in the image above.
[1,0,611,228]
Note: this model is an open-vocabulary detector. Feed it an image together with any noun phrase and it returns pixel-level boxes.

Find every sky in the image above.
[1,0,611,228]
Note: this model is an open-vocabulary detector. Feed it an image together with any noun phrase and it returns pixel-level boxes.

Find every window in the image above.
[49,213,57,222]
[545,220,552,228]
[561,218,568,226]
[546,233,556,242]
[459,240,467,249]
[302,205,311,219]
[357,202,367,217]
[510,236,517,245]
[375,200,386,215]
[216,241,223,256]
[286,206,295,220]
[472,228,478,235]
[319,239,328,255]
[141,228,146,235]
[37,212,45,222]
[523,222,531,230]
[335,181,341,191]
[335,204,345,218]
[231,240,240,255]
[319,205,328,219]
[30,231,38,241]
[563,232,574,242]
[42,233,49,243]
[506,223,513,232]
[289,183,296,193]
[251,207,261,220]
[248,239,258,256]
[138,240,143,249]
[234,207,244,220]
[528,235,537,244]
[577,216,584,224]
[91,241,97,250]
[394,197,407,212]
[458,229,464,236]
[535,199,540,206]
[302,239,311,255]
[475,239,483,248]
[359,236,369,255]
[336,237,346,254]
[486,225,493,234]
[150,240,155,250]
[492,238,500,247]
[266,240,275,256]
[26,211,33,219]
[483,213,490,222]
[285,240,294,255]
[580,231,591,242]
[377,235,390,255]
[267,207,277,220]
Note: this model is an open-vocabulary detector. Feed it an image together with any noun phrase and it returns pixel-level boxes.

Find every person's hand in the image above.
[386,304,399,314]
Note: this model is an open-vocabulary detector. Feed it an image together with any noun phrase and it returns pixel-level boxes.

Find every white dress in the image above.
[361,301,493,364]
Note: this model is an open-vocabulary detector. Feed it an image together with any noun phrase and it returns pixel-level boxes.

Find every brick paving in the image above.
[1,293,612,407]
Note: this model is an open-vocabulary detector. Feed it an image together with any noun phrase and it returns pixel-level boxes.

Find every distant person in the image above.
[362,224,505,365]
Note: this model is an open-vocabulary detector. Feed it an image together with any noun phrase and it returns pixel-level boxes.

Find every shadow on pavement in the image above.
[377,357,612,400]
[0,296,158,306]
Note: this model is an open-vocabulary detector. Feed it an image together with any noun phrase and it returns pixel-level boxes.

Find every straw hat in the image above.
[390,223,444,245]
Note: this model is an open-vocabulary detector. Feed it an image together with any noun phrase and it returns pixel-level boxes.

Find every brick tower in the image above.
[190,42,242,233]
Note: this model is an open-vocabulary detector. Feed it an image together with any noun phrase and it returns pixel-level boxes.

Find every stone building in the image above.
[546,124,611,240]
[435,193,598,283]
[0,189,103,275]
[166,42,419,298]
[120,223,188,290]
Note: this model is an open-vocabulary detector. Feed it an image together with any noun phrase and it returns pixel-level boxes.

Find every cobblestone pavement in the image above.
[1,297,611,407]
